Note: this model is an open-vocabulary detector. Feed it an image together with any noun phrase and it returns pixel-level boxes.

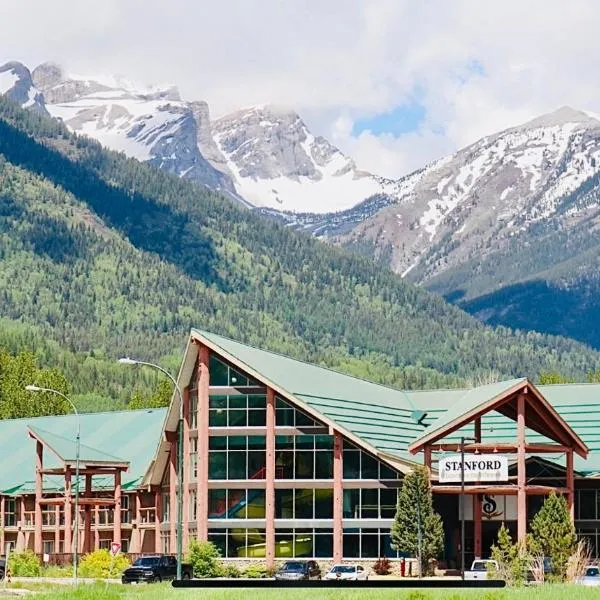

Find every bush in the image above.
[8,550,41,577]
[186,540,223,578]
[78,549,131,578]
[490,524,530,586]
[242,563,269,578]
[223,564,241,578]
[373,557,391,575]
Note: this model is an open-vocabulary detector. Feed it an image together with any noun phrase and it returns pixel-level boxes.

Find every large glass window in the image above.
[209,356,258,387]
[161,492,170,523]
[208,489,266,519]
[343,441,401,480]
[208,436,266,480]
[207,528,267,558]
[209,395,266,427]
[4,499,15,527]
[274,489,333,519]
[343,488,398,519]
[189,390,198,430]
[189,490,197,521]
[276,398,321,427]
[343,528,403,558]
[275,435,334,479]
[274,528,333,558]
[578,490,597,520]
[190,437,198,482]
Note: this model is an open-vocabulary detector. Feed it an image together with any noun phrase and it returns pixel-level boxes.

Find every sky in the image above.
[2,0,600,178]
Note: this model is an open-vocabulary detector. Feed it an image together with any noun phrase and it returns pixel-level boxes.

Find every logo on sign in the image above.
[438,454,509,483]
[482,495,503,519]
[110,542,121,557]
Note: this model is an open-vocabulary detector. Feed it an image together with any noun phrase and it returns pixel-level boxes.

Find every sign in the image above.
[461,495,517,521]
[438,454,508,483]
[110,542,121,557]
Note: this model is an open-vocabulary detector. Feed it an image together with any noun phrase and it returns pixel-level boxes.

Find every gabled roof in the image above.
[0,408,167,495]
[186,329,428,470]
[408,379,588,458]
[28,426,129,466]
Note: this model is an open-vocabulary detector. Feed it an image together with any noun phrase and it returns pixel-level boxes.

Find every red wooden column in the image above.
[566,449,575,522]
[265,388,276,568]
[54,505,60,553]
[517,394,527,543]
[154,489,162,553]
[196,345,210,542]
[34,441,43,554]
[182,387,190,551]
[474,494,482,558]
[424,445,432,471]
[134,493,142,552]
[64,468,72,554]
[333,431,343,563]
[169,437,177,552]
[94,506,100,551]
[113,471,122,546]
[84,474,92,553]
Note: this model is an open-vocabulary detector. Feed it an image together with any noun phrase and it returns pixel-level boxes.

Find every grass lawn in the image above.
[19,582,600,600]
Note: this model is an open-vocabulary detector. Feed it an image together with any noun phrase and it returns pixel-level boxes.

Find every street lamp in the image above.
[118,358,184,580]
[25,385,80,584]
[460,436,478,580]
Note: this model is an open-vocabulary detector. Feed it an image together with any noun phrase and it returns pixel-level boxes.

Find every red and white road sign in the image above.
[110,542,121,556]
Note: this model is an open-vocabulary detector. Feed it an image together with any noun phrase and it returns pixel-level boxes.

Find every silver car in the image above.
[324,564,369,581]
[577,565,600,586]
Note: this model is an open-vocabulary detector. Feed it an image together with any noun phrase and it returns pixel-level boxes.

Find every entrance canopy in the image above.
[408,378,588,458]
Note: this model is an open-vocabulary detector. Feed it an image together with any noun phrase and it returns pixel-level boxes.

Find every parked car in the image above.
[464,559,499,581]
[324,564,368,581]
[121,555,193,584]
[274,560,321,580]
[576,565,600,586]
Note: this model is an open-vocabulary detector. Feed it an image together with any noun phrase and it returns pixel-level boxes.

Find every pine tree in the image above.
[527,491,576,581]
[390,465,444,575]
[490,523,530,586]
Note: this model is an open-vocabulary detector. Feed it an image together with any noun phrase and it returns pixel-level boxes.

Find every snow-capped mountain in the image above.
[0,62,47,114]
[1,61,398,213]
[336,106,600,279]
[29,62,239,199]
[212,105,394,213]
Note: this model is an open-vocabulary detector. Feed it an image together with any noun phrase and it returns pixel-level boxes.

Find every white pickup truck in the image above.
[464,559,498,580]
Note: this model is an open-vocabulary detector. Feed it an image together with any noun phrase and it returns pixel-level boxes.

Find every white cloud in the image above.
[3,0,600,178]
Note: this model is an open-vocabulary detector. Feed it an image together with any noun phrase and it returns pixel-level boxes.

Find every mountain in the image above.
[0,62,47,115]
[332,106,600,348]
[1,94,599,404]
[1,60,400,214]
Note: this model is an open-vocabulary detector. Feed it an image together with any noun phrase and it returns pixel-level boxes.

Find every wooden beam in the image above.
[209,386,266,396]
[517,394,526,542]
[433,485,569,495]
[428,443,569,453]
[41,497,116,506]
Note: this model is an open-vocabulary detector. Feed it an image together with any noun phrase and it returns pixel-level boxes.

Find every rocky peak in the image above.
[518,105,600,131]
[0,61,47,114]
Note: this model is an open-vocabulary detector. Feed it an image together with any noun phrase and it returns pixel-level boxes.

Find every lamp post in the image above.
[460,436,477,580]
[25,385,80,584]
[118,358,184,580]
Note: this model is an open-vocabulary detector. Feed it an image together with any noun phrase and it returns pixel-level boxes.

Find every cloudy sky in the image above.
[3,0,599,178]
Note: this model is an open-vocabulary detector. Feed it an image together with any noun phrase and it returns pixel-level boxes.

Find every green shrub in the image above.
[78,549,130,578]
[223,564,241,578]
[8,550,41,576]
[490,524,530,586]
[242,563,269,578]
[186,540,223,578]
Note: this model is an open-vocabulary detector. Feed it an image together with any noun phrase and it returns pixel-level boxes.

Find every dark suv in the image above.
[275,560,321,581]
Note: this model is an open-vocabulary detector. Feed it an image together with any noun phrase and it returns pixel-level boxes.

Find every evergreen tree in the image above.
[391,466,444,575]
[527,491,576,581]
[490,523,530,586]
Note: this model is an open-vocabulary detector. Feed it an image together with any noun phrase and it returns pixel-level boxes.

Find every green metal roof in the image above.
[194,330,600,474]
[28,426,128,465]
[0,408,167,495]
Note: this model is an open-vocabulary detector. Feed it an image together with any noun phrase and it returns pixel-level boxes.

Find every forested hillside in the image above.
[0,95,599,409]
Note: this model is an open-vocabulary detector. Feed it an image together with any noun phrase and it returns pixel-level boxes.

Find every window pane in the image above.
[296,411,315,427]
[314,489,333,519]
[314,530,333,557]
[295,451,314,479]
[315,435,334,450]
[361,534,379,558]
[209,395,227,409]
[209,409,227,427]
[361,489,379,518]
[379,463,398,480]
[380,489,398,518]
[248,436,266,450]
[295,489,314,519]
[209,436,227,450]
[208,489,227,518]
[227,489,247,518]
[295,531,313,557]
[228,452,246,479]
[343,533,360,558]
[229,395,246,409]
[276,451,294,479]
[361,453,379,479]
[229,369,250,386]
[208,452,227,480]
[343,450,360,479]
[580,490,596,520]
[248,409,266,426]
[276,409,294,427]
[275,436,294,450]
[275,489,294,518]
[248,395,266,408]
[275,529,294,558]
[209,356,229,386]
[315,452,333,479]
[343,489,360,519]
[228,410,247,427]
[228,436,247,450]
[247,451,266,479]
[296,435,314,450]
